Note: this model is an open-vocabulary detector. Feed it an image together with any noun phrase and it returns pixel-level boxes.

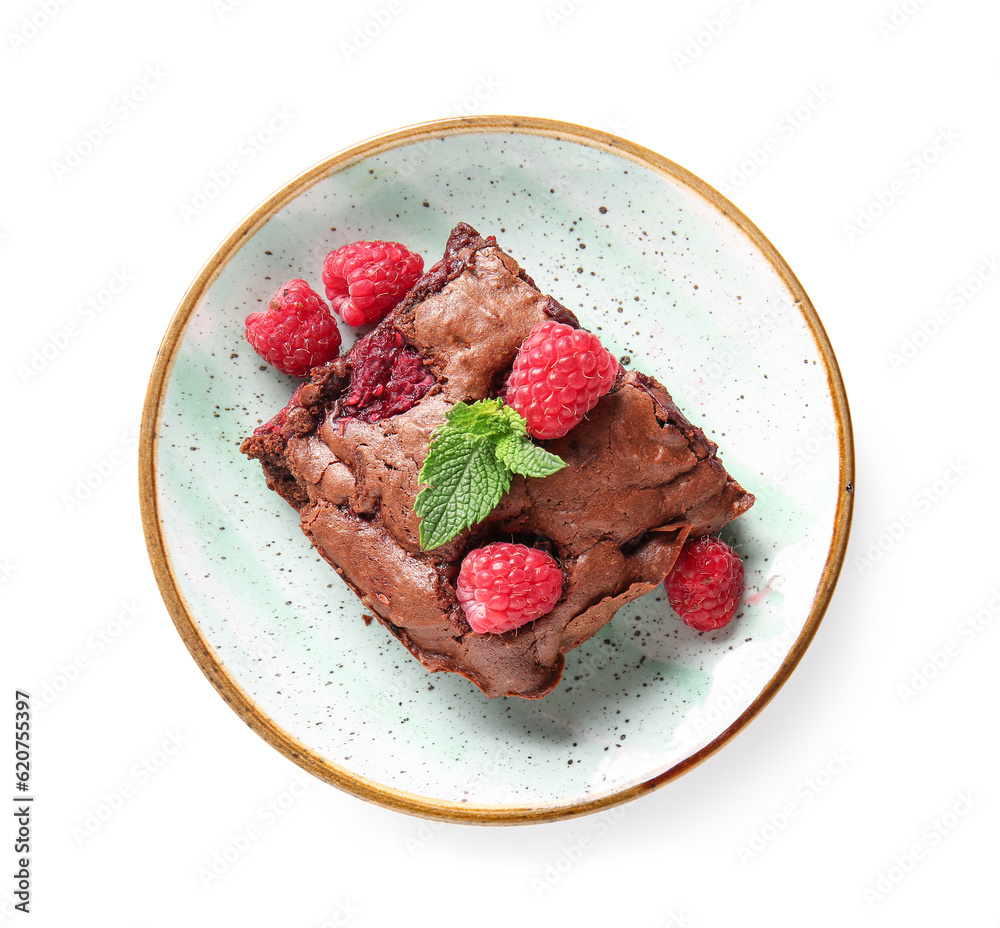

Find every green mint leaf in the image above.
[495,432,566,478]
[444,398,507,437]
[496,402,530,436]
[414,399,564,550]
[415,430,511,550]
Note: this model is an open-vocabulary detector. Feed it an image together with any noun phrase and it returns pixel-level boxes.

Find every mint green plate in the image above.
[140,117,853,824]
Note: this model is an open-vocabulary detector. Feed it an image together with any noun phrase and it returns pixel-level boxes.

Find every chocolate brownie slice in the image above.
[242,224,754,698]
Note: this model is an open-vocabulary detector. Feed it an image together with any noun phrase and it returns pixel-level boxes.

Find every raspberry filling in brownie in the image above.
[241,223,753,698]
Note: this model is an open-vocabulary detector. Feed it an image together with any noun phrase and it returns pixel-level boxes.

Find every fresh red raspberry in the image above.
[456,543,563,635]
[322,240,424,327]
[506,320,619,440]
[665,536,744,632]
[245,279,342,379]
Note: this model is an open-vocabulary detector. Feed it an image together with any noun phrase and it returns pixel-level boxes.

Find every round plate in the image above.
[140,116,853,824]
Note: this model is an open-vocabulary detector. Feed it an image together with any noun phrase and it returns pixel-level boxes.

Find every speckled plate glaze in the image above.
[140,116,853,824]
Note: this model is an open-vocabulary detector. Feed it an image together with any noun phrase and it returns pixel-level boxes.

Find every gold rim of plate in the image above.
[138,115,856,825]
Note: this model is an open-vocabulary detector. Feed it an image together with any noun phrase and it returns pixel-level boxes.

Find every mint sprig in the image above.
[414,399,565,550]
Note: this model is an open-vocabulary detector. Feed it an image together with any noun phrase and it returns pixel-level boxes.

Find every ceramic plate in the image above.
[140,116,853,824]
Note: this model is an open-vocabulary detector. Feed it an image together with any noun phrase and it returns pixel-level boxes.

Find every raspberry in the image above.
[322,240,424,327]
[245,279,342,379]
[506,320,619,440]
[456,543,563,635]
[341,324,436,423]
[665,536,744,632]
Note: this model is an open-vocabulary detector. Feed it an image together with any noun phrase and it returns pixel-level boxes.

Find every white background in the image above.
[3,0,998,924]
